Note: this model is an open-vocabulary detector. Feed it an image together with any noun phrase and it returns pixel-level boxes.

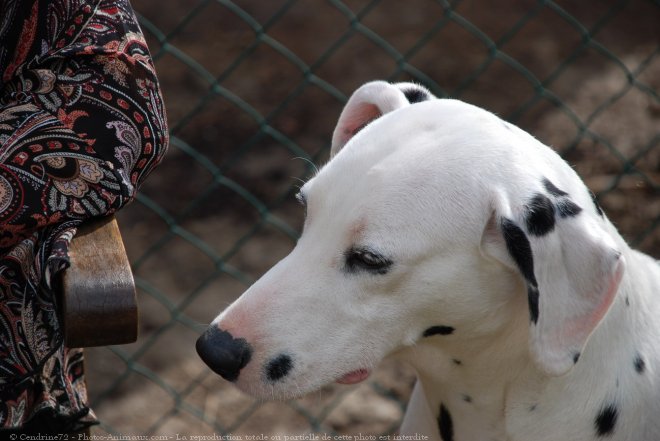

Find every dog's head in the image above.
[197,81,624,399]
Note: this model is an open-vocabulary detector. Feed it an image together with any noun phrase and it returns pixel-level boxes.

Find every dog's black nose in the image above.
[196,326,252,382]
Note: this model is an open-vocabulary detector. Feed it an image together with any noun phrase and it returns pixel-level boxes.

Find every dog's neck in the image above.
[397,244,660,440]
[396,294,531,439]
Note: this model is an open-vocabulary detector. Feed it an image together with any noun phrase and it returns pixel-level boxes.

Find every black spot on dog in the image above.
[542,178,568,197]
[590,190,604,217]
[625,296,630,307]
[266,354,293,382]
[526,194,556,236]
[462,394,472,403]
[423,326,455,337]
[573,352,581,364]
[402,87,430,104]
[528,285,540,324]
[529,404,538,412]
[501,218,537,287]
[438,403,454,441]
[452,359,462,366]
[557,199,583,218]
[502,218,539,324]
[542,178,583,218]
[595,403,618,437]
[634,354,646,374]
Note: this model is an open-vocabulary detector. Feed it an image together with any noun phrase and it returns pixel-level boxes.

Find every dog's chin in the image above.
[232,368,372,401]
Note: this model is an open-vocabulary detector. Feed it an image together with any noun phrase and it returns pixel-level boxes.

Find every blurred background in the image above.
[87,0,659,436]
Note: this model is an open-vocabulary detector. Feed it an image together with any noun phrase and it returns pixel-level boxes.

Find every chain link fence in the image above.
[86,0,659,436]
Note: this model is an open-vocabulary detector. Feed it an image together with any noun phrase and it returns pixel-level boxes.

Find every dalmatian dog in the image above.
[196,81,660,440]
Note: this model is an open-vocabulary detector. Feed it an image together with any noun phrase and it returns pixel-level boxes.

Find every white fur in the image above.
[207,81,660,440]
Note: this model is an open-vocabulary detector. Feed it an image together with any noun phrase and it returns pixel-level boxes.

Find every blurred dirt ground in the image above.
[87,0,658,437]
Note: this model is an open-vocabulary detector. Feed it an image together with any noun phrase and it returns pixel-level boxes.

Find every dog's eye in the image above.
[345,247,392,275]
[295,191,308,219]
[295,191,306,206]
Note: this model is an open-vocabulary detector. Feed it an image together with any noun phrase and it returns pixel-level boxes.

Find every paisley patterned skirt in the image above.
[0,0,168,431]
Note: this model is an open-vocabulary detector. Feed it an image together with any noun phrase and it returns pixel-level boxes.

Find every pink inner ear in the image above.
[338,103,382,146]
[566,255,625,341]
[533,253,625,377]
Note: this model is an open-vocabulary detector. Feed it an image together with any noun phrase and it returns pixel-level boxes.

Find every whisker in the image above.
[291,156,319,174]
[290,176,307,187]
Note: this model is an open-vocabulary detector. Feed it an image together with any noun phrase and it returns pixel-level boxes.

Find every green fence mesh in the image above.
[87,0,659,436]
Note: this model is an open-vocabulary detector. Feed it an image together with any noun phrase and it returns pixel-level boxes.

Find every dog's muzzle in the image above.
[196,327,252,382]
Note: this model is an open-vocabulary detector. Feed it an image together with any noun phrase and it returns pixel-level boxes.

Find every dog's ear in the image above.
[330,81,433,157]
[481,188,625,376]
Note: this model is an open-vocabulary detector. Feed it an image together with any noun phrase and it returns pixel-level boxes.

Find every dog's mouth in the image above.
[335,368,371,385]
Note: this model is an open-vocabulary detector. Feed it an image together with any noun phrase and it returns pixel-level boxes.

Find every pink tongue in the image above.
[336,369,370,385]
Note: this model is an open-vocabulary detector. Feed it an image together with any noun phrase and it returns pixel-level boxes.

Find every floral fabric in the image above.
[0,0,168,431]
